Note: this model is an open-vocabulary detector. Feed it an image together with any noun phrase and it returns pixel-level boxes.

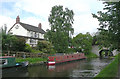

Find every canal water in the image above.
[2,58,113,78]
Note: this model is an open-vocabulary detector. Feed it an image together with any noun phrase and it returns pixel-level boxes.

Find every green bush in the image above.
[24,44,32,52]
[31,49,43,53]
[24,44,42,53]
[67,48,76,53]
[85,52,98,58]
[37,41,55,53]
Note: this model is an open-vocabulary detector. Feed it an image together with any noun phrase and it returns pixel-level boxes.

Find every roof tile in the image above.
[19,22,45,34]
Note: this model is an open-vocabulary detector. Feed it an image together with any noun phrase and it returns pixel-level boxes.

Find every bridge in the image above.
[92,45,119,57]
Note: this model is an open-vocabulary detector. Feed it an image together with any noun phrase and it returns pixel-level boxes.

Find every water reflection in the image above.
[2,58,113,78]
[2,67,28,77]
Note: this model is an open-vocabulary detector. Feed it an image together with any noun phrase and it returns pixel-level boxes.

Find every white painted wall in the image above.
[9,23,45,47]
[39,33,44,39]
[9,24,27,37]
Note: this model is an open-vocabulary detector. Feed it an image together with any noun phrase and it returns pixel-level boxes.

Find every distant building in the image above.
[8,16,46,47]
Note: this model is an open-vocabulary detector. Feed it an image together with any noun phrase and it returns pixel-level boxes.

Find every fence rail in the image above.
[4,51,48,58]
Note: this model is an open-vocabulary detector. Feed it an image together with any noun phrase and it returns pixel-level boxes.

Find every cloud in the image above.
[0,15,15,32]
[21,17,50,31]
[0,0,104,36]
[0,15,49,32]
[73,13,99,36]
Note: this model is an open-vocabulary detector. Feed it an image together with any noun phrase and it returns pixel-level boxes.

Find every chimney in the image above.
[16,15,20,23]
[38,23,42,29]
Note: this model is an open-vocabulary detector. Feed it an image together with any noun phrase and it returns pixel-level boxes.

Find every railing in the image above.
[15,52,48,58]
[2,51,48,58]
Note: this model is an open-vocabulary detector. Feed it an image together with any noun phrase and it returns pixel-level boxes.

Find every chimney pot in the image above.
[38,23,42,29]
[16,15,20,23]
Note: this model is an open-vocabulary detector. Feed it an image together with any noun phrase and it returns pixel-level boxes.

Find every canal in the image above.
[2,58,113,78]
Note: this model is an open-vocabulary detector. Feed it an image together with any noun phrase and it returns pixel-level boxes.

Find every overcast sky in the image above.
[0,0,105,36]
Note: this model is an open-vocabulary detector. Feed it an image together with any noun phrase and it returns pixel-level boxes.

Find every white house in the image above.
[8,16,46,47]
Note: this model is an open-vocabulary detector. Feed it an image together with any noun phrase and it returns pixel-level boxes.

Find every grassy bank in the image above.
[86,52,98,58]
[16,58,47,64]
[93,54,119,79]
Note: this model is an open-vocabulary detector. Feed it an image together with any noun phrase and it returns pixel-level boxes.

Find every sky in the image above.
[0,0,105,36]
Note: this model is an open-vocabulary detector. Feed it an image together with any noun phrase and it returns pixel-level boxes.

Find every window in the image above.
[31,31,33,37]
[30,39,36,43]
[0,59,8,65]
[34,32,37,38]
[38,33,39,38]
[15,25,19,29]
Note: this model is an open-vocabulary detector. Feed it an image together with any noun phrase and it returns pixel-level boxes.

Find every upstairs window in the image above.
[34,32,37,38]
[15,25,19,29]
[30,31,33,37]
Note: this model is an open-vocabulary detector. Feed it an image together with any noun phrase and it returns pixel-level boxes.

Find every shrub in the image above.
[24,44,32,52]
[37,41,54,53]
[31,49,43,53]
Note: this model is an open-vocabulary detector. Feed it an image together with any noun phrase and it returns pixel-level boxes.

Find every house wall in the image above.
[9,24,27,37]
[26,38,39,47]
[27,31,44,39]
[9,23,44,47]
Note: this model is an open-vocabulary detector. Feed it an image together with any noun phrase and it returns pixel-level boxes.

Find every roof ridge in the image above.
[20,22,38,28]
[19,22,45,34]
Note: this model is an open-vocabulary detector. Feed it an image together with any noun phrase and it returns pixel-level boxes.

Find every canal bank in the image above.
[85,52,98,58]
[93,54,119,79]
[16,58,47,66]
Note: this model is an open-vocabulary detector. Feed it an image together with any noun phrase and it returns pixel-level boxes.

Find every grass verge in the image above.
[16,58,47,64]
[93,53,119,79]
[86,52,98,58]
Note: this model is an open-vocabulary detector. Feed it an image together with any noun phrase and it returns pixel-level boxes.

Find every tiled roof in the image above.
[19,22,45,34]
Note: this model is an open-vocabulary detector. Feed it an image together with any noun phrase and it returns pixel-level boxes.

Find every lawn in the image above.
[16,57,47,64]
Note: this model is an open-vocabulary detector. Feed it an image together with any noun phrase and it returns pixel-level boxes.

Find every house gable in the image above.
[8,16,46,47]
[9,23,28,37]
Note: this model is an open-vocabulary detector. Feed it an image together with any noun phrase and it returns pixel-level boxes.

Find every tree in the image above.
[94,29,111,50]
[2,34,26,52]
[92,2,120,50]
[12,37,26,51]
[24,44,32,52]
[2,25,26,53]
[73,33,93,55]
[45,5,74,53]
[37,41,54,53]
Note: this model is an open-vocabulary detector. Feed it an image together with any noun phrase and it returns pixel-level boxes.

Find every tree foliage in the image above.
[94,30,112,50]
[37,41,54,54]
[92,2,120,50]
[2,25,26,52]
[73,33,93,55]
[24,44,32,52]
[45,5,74,53]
